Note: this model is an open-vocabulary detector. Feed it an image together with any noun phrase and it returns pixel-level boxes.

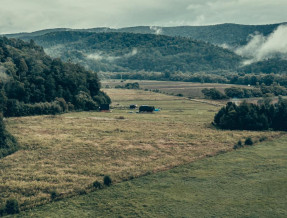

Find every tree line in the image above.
[214,98,287,131]
[108,71,287,88]
[202,83,287,100]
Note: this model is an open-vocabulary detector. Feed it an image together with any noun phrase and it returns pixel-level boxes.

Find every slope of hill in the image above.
[240,59,287,74]
[14,31,242,73]
[119,23,287,46]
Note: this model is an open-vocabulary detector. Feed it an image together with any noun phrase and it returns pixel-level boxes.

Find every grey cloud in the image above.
[0,0,287,34]
[236,25,287,65]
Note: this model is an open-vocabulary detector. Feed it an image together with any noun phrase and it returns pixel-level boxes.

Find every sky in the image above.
[0,0,287,34]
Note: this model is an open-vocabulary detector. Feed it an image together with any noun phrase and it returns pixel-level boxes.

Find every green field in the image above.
[1,88,285,215]
[102,79,251,99]
[14,133,287,217]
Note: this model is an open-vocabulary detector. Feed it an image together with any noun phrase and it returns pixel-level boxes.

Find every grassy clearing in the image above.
[102,79,251,98]
[14,134,287,217]
[1,89,283,210]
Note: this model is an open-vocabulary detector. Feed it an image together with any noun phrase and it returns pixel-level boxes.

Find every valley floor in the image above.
[1,88,285,216]
[15,134,287,217]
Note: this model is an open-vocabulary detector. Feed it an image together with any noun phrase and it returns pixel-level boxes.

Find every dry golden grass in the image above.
[1,89,283,210]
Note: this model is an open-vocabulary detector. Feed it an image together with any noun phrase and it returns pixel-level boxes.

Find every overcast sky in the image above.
[1,0,287,34]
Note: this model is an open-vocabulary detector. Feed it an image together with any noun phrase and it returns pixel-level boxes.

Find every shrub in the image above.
[245,137,254,146]
[5,199,20,214]
[103,175,112,186]
[68,102,75,111]
[55,97,68,112]
[202,88,227,100]
[74,91,99,111]
[50,190,59,200]
[259,136,267,142]
[233,140,243,150]
[93,181,103,189]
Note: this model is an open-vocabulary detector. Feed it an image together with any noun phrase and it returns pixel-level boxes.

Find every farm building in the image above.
[130,104,137,109]
[139,105,155,113]
[99,104,110,111]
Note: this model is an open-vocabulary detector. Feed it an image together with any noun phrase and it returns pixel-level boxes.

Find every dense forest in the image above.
[5,23,287,77]
[214,98,287,131]
[0,36,110,158]
[0,36,110,116]
[10,31,242,73]
[240,59,287,74]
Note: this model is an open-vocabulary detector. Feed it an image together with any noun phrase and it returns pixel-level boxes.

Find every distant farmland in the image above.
[102,79,251,98]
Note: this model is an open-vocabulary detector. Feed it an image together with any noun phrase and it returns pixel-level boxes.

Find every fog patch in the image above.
[236,25,287,65]
[219,43,232,50]
[150,26,162,35]
[87,48,138,62]
[44,45,65,57]
[0,66,10,83]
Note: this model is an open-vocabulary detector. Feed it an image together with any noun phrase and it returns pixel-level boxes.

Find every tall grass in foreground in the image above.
[15,135,287,217]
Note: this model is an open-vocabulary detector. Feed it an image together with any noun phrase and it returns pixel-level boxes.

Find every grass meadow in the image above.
[14,131,287,217]
[1,88,284,213]
[102,79,251,99]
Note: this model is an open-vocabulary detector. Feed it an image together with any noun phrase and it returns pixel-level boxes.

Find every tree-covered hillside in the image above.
[240,59,287,74]
[17,31,242,73]
[0,36,110,117]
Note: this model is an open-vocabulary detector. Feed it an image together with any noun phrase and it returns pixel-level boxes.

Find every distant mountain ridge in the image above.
[4,23,287,75]
[5,22,287,46]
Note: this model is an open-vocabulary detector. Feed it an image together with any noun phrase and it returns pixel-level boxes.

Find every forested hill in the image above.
[5,23,286,46]
[15,31,242,73]
[0,36,110,117]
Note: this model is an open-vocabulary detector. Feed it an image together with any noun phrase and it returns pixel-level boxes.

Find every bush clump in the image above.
[259,136,267,142]
[202,88,228,100]
[233,140,243,150]
[103,175,112,186]
[245,137,254,146]
[5,199,20,215]
[93,181,103,189]
[50,190,59,200]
